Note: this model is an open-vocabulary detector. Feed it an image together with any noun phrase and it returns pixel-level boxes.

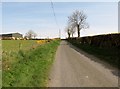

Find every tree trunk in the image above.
[72,33,73,37]
[77,25,80,37]
[68,33,70,38]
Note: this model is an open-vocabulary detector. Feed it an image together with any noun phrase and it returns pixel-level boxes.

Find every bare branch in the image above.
[68,10,89,37]
[25,30,37,39]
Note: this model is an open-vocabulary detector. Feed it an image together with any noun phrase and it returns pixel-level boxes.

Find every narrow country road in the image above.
[48,41,118,87]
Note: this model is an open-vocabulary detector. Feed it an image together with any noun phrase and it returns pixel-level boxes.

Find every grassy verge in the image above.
[2,40,60,87]
[68,40,120,69]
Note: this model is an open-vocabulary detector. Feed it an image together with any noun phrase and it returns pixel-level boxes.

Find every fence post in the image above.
[19,42,22,50]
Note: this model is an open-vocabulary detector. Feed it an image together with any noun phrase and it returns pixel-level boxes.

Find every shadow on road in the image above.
[111,70,120,78]
[66,41,120,78]
[60,41,69,45]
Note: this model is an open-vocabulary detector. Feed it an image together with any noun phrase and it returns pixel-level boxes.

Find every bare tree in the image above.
[25,30,37,39]
[65,27,71,38]
[70,26,76,37]
[65,26,75,38]
[33,32,37,39]
[65,23,76,38]
[68,10,89,37]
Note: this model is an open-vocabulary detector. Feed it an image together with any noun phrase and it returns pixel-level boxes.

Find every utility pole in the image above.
[59,29,61,39]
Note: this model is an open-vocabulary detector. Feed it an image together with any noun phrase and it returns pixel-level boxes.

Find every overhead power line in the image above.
[50,0,61,38]
[50,0,58,26]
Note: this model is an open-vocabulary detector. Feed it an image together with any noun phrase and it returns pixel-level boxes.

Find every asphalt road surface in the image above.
[48,41,119,87]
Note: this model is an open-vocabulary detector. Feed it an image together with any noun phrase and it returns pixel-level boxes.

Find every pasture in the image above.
[2,40,42,52]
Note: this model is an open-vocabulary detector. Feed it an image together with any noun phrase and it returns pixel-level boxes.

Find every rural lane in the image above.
[48,41,119,87]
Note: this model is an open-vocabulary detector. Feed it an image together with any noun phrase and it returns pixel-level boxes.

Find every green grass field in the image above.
[2,40,38,52]
[2,40,60,87]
